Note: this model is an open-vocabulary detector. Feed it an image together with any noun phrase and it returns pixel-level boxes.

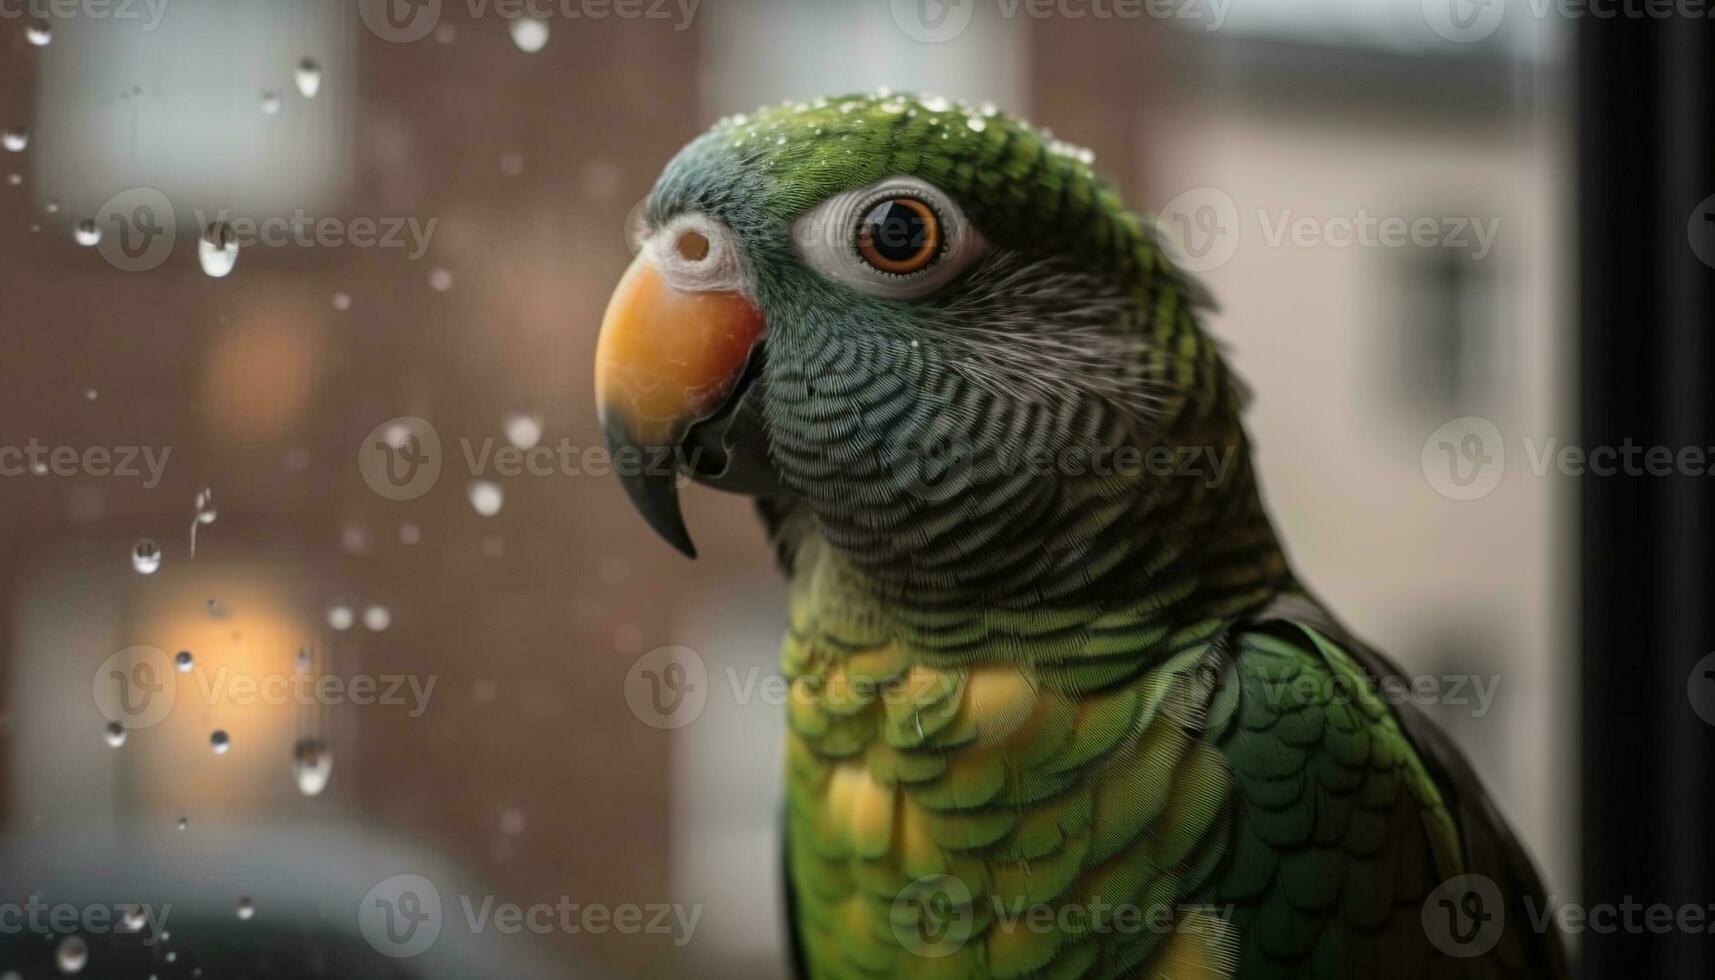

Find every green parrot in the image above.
[593,92,1566,980]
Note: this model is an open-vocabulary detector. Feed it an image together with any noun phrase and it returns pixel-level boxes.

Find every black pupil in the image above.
[862,200,930,262]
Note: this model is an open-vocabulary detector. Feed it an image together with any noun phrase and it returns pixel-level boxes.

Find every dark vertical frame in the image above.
[1578,15,1715,979]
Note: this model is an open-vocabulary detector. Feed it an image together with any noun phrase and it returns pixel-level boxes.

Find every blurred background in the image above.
[0,0,1695,977]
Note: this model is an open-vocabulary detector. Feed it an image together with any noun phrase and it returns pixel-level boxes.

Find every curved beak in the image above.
[594,256,767,558]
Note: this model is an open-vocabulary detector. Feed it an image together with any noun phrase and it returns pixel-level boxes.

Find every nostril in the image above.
[677,230,710,262]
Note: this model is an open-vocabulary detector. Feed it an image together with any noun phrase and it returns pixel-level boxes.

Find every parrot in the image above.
[593,92,1566,980]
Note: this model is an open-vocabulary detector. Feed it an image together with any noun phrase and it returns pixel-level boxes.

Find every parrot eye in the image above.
[855,197,941,275]
[793,176,985,301]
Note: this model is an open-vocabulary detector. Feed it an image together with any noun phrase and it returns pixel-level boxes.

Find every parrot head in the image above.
[596,92,1237,596]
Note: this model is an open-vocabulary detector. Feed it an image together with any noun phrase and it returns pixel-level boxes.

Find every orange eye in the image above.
[855,197,941,275]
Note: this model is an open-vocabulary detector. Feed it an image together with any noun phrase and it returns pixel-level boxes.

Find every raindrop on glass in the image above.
[468,480,504,518]
[294,58,322,98]
[119,906,146,932]
[194,487,217,523]
[362,604,391,632]
[103,722,127,748]
[210,730,231,755]
[504,412,543,450]
[1,128,27,152]
[510,16,550,53]
[428,267,454,292]
[25,21,51,46]
[326,604,354,631]
[261,92,282,115]
[55,935,87,973]
[198,222,239,278]
[131,539,162,575]
[174,650,194,673]
[292,737,334,796]
[235,896,255,920]
[74,220,101,247]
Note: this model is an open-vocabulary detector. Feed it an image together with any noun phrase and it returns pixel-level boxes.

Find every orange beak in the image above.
[594,256,766,557]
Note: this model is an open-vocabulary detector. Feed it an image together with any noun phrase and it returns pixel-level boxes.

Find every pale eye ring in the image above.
[855,196,941,275]
[791,176,986,301]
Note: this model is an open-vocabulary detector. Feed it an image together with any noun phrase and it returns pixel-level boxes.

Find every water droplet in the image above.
[294,58,322,98]
[326,604,354,631]
[174,650,194,673]
[428,267,454,291]
[499,808,526,836]
[104,722,127,747]
[119,906,147,932]
[966,116,988,133]
[504,412,543,450]
[5,173,19,186]
[164,951,177,963]
[331,291,351,311]
[510,16,550,53]
[197,222,239,278]
[1,128,27,152]
[292,737,333,796]
[74,220,101,247]
[44,199,58,213]
[194,487,217,523]
[131,539,162,575]
[83,388,97,401]
[399,523,421,545]
[362,604,391,632]
[468,480,504,518]
[295,646,313,672]
[261,92,282,115]
[235,896,255,920]
[210,729,231,754]
[25,20,51,46]
[176,816,188,831]
[56,935,87,973]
